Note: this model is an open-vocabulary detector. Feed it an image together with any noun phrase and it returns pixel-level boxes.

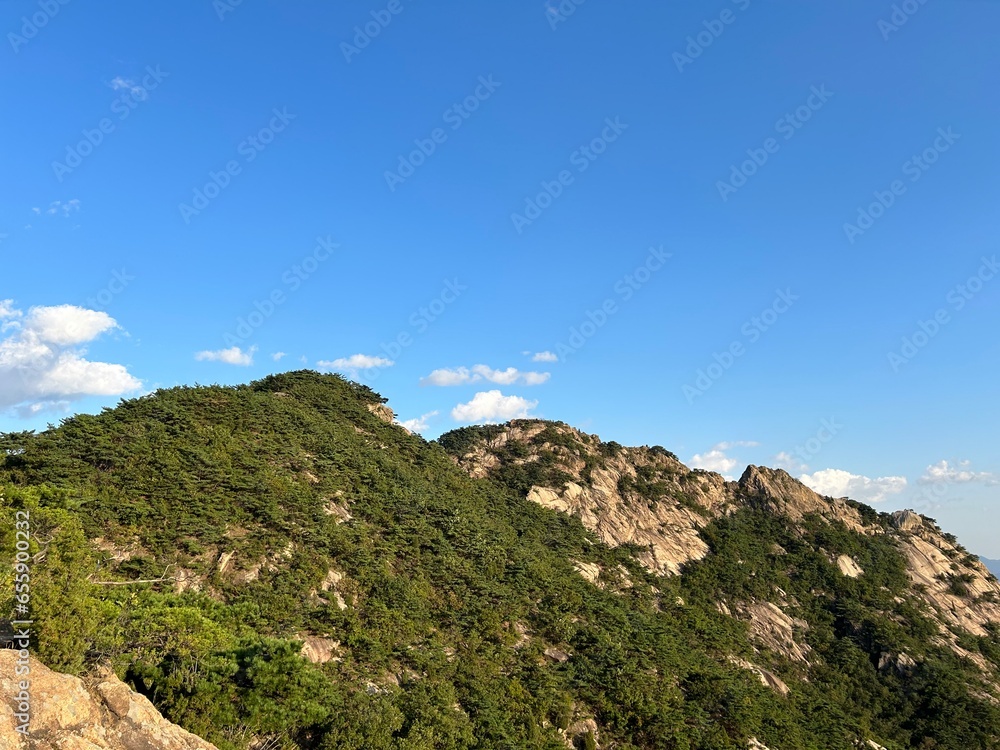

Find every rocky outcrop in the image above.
[891,509,923,532]
[729,657,790,696]
[299,636,342,664]
[893,515,1000,638]
[527,476,717,576]
[877,651,917,676]
[449,421,733,575]
[738,465,866,532]
[731,601,812,665]
[0,650,217,750]
[366,402,396,424]
[562,717,598,749]
[836,554,865,578]
[447,423,890,579]
[443,420,1000,663]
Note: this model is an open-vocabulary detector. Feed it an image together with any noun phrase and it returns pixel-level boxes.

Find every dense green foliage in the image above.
[1,371,998,749]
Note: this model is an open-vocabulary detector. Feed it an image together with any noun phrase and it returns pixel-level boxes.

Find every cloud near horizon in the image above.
[0,300,140,413]
[799,468,908,504]
[451,390,538,423]
[920,459,998,485]
[398,410,439,433]
[689,441,760,478]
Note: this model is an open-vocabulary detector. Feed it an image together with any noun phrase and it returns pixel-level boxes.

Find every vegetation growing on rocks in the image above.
[1,371,998,749]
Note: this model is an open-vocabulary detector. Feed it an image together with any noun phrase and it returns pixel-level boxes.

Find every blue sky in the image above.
[2,1,999,555]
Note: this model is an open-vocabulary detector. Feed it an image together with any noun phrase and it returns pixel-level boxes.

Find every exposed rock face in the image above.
[738,465,866,532]
[891,509,923,532]
[877,651,917,676]
[729,657,790,696]
[299,636,342,664]
[0,650,217,750]
[543,646,570,664]
[448,423,887,580]
[443,419,1000,666]
[450,421,733,575]
[527,477,716,577]
[895,518,1000,638]
[572,560,602,586]
[562,717,598,749]
[366,402,396,424]
[733,601,812,665]
[836,554,865,578]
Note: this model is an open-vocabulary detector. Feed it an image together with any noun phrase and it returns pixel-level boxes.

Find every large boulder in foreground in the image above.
[0,650,216,750]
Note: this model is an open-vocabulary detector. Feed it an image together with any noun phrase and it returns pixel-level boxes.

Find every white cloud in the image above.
[521,371,551,385]
[23,305,118,345]
[398,411,438,433]
[271,352,287,362]
[195,346,256,366]
[35,353,139,395]
[774,451,809,474]
[799,468,908,504]
[420,364,550,387]
[451,390,538,424]
[421,367,474,386]
[689,441,759,478]
[531,351,558,363]
[318,354,394,371]
[0,299,22,322]
[31,207,41,215]
[110,76,149,100]
[689,449,738,476]
[0,301,140,412]
[473,365,522,385]
[920,460,998,485]
[46,199,80,217]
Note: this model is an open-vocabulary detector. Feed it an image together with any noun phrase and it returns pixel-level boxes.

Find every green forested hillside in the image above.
[1,372,998,749]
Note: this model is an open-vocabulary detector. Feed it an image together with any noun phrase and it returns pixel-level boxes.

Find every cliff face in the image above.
[445,420,734,575]
[0,651,217,750]
[442,420,1000,655]
[889,510,1000,644]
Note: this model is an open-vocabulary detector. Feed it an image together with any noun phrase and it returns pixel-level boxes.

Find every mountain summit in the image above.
[1,372,998,750]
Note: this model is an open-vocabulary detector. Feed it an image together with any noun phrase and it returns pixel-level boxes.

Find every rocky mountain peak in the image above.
[737,464,867,530]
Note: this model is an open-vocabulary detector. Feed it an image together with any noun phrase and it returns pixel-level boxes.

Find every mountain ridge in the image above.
[1,371,998,750]
[439,419,1000,657]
